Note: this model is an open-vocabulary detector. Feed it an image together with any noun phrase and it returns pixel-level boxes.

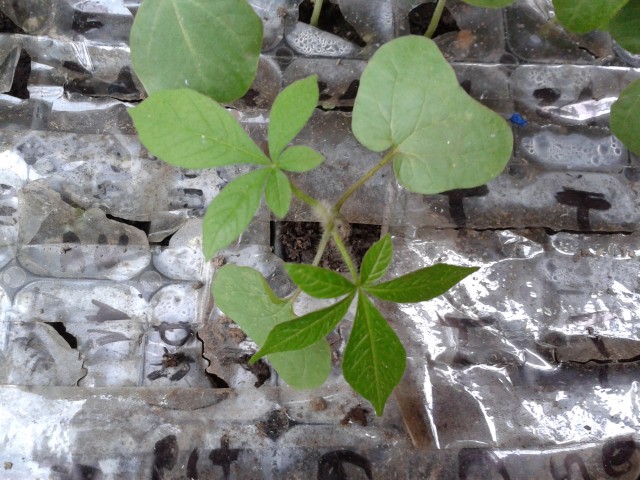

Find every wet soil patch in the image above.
[276,222,381,272]
[409,2,460,37]
[238,354,271,388]
[299,0,366,47]
[8,50,31,100]
[0,10,24,33]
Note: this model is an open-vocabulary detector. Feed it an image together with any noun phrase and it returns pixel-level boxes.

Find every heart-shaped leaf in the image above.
[359,234,392,286]
[609,0,640,54]
[552,0,629,33]
[285,264,356,298]
[130,89,270,169]
[364,264,479,303]
[343,294,406,416]
[352,36,512,194]
[269,76,319,159]
[203,168,269,259]
[130,0,262,102]
[611,78,640,155]
[213,265,331,388]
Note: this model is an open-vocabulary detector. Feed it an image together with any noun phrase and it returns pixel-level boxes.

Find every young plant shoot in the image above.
[131,0,574,415]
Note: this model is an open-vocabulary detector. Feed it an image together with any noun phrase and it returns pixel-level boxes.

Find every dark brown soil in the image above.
[299,0,366,47]
[340,405,369,427]
[277,222,381,273]
[409,2,460,37]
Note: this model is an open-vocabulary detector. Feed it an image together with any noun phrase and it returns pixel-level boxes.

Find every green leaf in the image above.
[552,0,629,33]
[203,169,268,259]
[252,293,355,361]
[130,0,262,102]
[364,264,479,303]
[213,265,331,388]
[285,264,356,298]
[352,36,512,195]
[265,169,292,218]
[269,76,319,159]
[609,0,640,54]
[343,294,406,416]
[359,234,393,286]
[611,78,640,155]
[130,89,270,169]
[275,146,325,172]
[462,0,515,7]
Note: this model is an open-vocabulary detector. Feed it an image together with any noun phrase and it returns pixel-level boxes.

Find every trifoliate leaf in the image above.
[265,169,292,218]
[130,89,269,169]
[276,146,325,172]
[343,294,406,415]
[285,264,355,299]
[364,264,479,303]
[213,265,331,388]
[359,234,393,286]
[269,76,319,159]
[203,169,268,259]
[251,293,355,362]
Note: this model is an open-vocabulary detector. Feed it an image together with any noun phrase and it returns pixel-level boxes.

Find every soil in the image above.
[408,2,460,37]
[0,10,24,33]
[277,222,382,272]
[340,405,369,427]
[298,0,366,47]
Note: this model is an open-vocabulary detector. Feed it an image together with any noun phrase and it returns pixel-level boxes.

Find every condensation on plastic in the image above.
[386,228,640,454]
[1,0,640,477]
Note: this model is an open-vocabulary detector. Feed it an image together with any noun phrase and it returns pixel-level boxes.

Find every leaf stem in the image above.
[424,0,447,38]
[310,0,324,27]
[335,148,397,211]
[332,230,358,280]
[312,219,334,266]
[291,181,321,209]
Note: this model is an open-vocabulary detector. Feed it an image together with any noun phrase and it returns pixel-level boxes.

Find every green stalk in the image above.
[291,181,322,209]
[335,148,397,211]
[310,0,324,27]
[332,230,358,280]
[424,0,447,38]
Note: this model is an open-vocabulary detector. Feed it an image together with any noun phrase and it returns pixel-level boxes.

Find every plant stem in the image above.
[312,219,334,266]
[332,230,358,280]
[335,148,396,211]
[424,0,447,38]
[291,181,321,209]
[310,0,324,27]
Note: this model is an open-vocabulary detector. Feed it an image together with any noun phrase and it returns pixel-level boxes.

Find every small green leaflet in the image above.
[462,0,514,7]
[359,234,393,285]
[269,76,319,159]
[251,293,355,362]
[203,169,269,259]
[276,146,325,173]
[364,264,479,303]
[553,0,629,33]
[130,0,262,102]
[352,36,512,195]
[213,265,331,388]
[265,169,292,218]
[285,264,356,298]
[611,78,640,155]
[343,294,406,416]
[130,89,269,169]
[608,0,640,54]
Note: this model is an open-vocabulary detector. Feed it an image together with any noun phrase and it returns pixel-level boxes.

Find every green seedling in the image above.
[129,0,515,414]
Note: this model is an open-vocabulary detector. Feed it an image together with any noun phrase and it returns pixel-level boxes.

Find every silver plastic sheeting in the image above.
[1,0,640,477]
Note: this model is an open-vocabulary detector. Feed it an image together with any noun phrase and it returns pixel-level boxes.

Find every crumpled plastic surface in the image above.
[1,0,640,477]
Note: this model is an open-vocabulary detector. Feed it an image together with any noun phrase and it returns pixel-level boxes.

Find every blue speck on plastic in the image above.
[509,113,528,126]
